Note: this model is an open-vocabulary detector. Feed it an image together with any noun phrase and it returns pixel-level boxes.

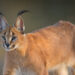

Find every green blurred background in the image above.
[0,0,75,74]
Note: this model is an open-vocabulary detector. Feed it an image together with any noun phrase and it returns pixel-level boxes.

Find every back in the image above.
[26,20,75,69]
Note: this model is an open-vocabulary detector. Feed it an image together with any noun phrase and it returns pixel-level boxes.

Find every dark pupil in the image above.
[12,36,16,41]
[2,36,6,40]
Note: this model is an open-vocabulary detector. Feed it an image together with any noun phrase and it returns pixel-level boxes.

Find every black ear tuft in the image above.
[17,10,29,16]
[0,12,3,15]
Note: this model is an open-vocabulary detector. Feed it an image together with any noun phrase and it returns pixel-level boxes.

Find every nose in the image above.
[5,43,10,48]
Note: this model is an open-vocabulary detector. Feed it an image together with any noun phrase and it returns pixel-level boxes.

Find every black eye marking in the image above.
[12,32,14,35]
[12,44,15,47]
[12,36,17,41]
[4,32,6,35]
[2,36,6,40]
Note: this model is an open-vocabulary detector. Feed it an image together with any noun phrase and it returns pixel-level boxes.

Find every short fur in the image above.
[1,15,75,75]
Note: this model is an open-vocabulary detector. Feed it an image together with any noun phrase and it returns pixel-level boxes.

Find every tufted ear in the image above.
[0,14,8,32]
[14,16,25,34]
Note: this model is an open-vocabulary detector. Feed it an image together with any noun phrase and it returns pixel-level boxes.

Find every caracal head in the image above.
[0,15,26,52]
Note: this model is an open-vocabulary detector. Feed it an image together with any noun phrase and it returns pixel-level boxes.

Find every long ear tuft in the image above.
[14,10,29,34]
[0,12,4,16]
[0,13,8,32]
[17,10,29,16]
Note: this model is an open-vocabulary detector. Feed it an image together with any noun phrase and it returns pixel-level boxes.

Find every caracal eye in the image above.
[2,36,6,40]
[12,36,17,41]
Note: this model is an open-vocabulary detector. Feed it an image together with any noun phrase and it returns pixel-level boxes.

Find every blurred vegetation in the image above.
[0,0,75,74]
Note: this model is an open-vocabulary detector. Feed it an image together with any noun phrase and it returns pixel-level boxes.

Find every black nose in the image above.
[5,43,10,48]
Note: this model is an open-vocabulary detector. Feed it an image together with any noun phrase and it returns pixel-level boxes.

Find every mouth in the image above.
[3,44,18,51]
[4,48,15,51]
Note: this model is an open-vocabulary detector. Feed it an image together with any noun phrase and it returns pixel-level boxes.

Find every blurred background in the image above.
[0,0,75,74]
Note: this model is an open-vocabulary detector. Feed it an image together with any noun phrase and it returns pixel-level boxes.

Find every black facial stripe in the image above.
[2,36,6,41]
[12,32,14,36]
[12,36,16,41]
[4,32,6,35]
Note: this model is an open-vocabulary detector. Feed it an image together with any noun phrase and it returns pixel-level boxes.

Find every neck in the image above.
[17,34,28,56]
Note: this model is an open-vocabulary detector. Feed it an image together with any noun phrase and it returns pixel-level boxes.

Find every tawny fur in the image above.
[2,21,75,75]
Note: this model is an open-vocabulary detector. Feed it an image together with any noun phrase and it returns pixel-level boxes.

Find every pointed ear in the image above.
[0,15,8,32]
[14,16,25,34]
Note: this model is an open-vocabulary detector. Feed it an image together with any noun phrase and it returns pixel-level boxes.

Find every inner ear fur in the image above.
[0,15,8,32]
[14,16,25,34]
